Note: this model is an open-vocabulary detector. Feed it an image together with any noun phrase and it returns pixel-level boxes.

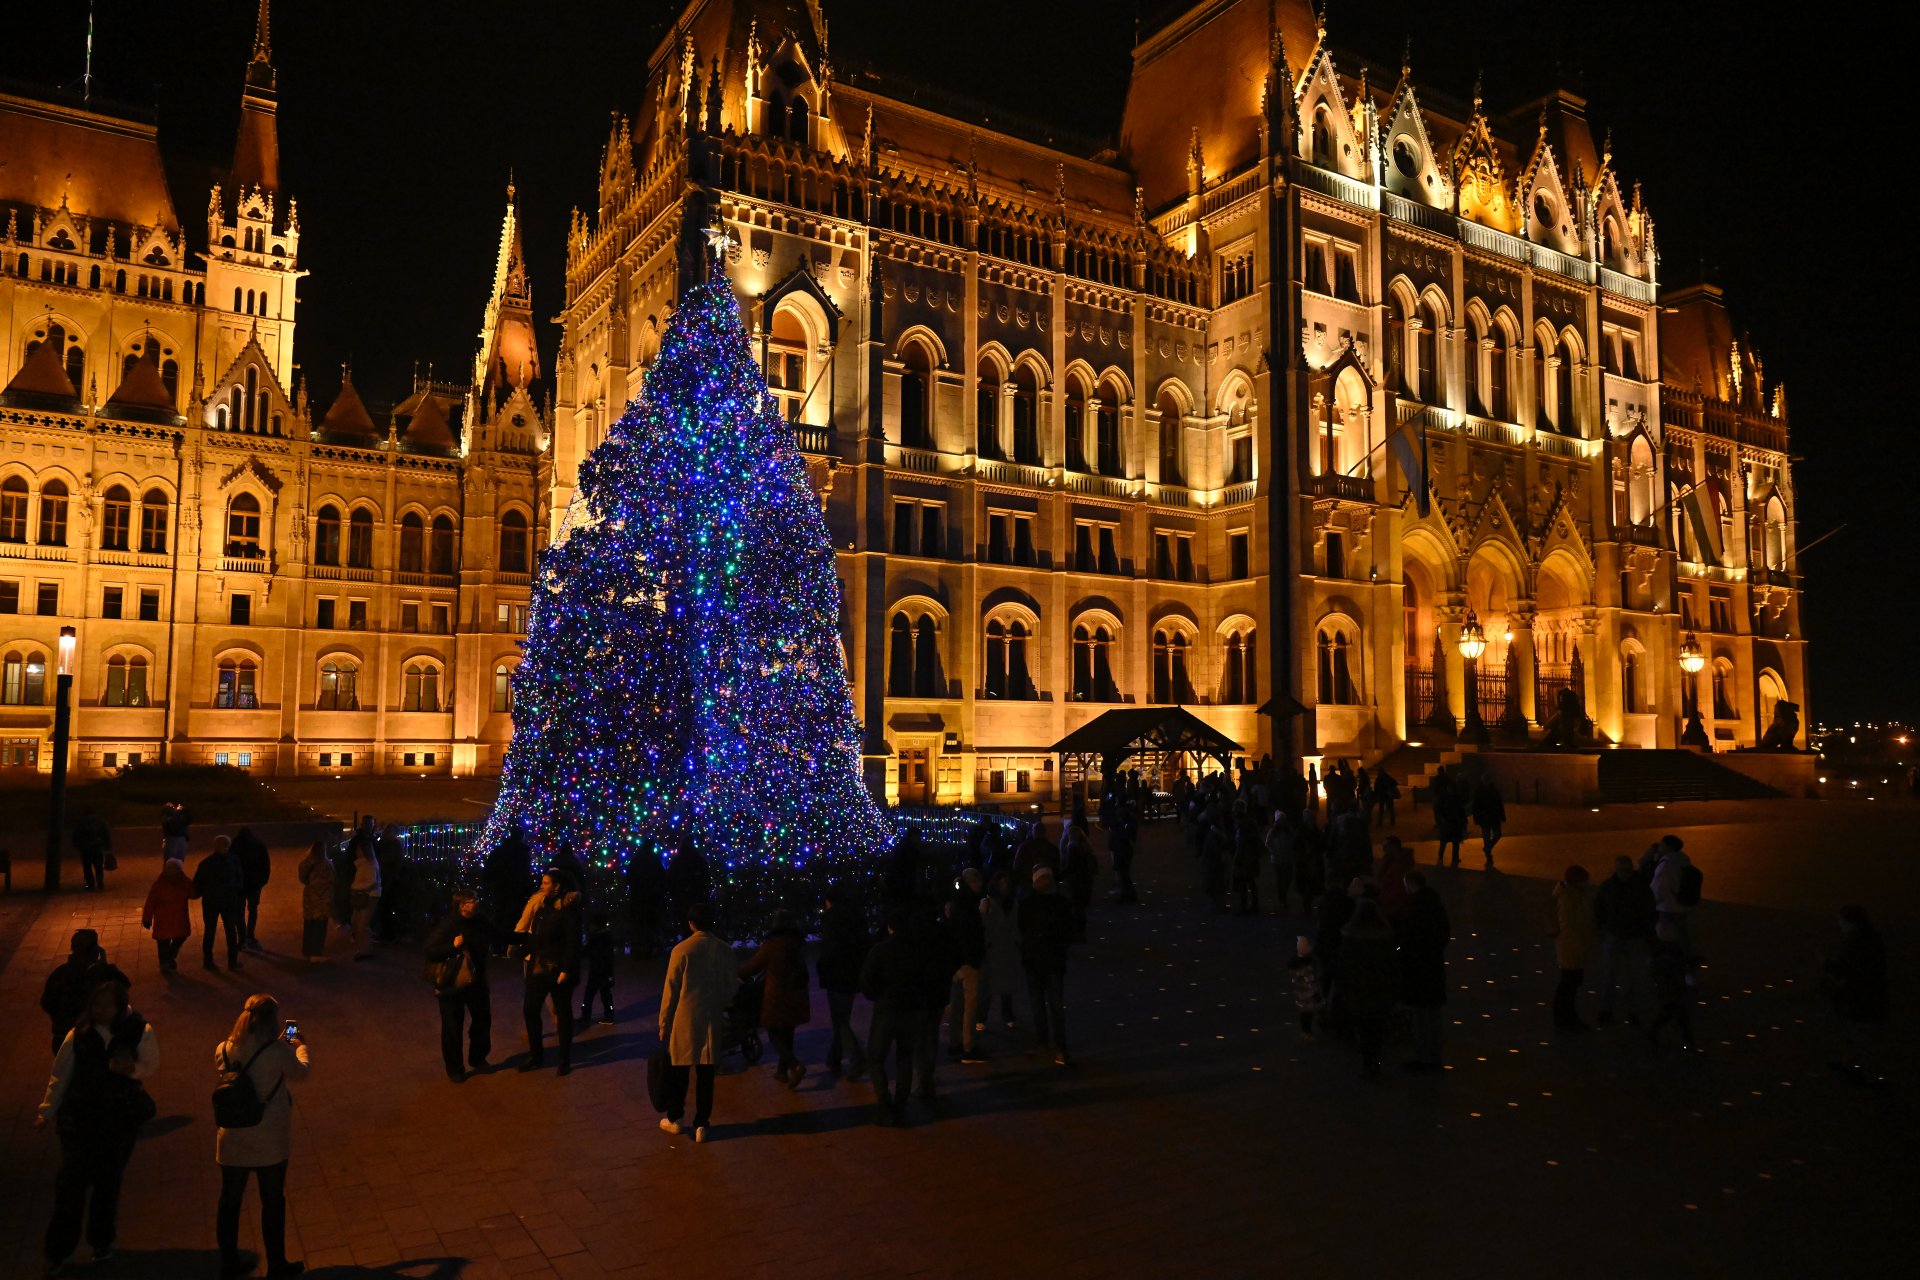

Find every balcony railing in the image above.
[220,555,269,574]
[793,424,832,455]
[92,548,170,568]
[1218,480,1258,507]
[0,541,73,561]
[976,460,1050,489]
[1305,473,1371,503]
[1065,472,1131,500]
[310,564,378,582]
[1598,266,1655,302]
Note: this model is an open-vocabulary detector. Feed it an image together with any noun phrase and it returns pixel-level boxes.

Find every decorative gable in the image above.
[205,329,296,436]
[1520,126,1583,256]
[1381,80,1452,208]
[1295,42,1367,179]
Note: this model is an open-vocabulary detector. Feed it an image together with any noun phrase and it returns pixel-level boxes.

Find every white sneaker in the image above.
[693,1126,709,1143]
[658,1118,684,1135]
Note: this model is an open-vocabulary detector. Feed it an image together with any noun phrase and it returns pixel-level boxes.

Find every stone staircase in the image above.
[1375,740,1481,801]
[1596,749,1785,804]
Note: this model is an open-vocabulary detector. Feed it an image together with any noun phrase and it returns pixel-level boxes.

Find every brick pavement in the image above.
[2,810,1914,1279]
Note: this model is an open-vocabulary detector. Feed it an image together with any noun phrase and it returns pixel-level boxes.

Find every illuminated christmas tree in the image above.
[478,272,887,924]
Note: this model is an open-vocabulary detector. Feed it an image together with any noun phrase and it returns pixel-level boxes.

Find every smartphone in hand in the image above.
[282,1020,301,1042]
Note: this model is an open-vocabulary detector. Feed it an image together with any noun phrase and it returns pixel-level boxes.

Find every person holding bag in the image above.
[212,994,310,1279]
[425,892,506,1082]
[36,980,157,1275]
[513,871,581,1075]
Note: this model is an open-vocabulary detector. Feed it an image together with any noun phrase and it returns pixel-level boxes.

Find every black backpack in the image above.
[212,1041,282,1128]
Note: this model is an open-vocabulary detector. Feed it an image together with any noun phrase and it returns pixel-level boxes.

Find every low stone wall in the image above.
[1714,751,1820,798]
[1470,752,1604,806]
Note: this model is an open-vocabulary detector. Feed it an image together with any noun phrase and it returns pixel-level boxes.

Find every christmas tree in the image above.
[478,273,888,925]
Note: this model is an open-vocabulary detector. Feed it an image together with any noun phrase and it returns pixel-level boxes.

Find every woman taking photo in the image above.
[214,994,311,1278]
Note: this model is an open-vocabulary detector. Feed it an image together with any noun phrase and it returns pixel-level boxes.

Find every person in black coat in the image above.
[482,828,534,949]
[914,909,963,1103]
[1399,871,1451,1071]
[72,809,112,892]
[192,837,245,972]
[860,909,926,1125]
[230,828,271,952]
[817,888,870,1080]
[1435,777,1469,868]
[40,930,132,1055]
[425,892,509,1082]
[1593,855,1656,1025]
[513,872,582,1075]
[1016,868,1076,1065]
[1822,905,1889,1084]
[1470,778,1507,868]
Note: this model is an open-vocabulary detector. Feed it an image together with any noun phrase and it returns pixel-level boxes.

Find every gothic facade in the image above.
[0,7,543,779]
[551,0,1806,804]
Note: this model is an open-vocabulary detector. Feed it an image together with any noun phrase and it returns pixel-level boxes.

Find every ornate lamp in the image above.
[1679,631,1705,674]
[1458,610,1489,743]
[1678,630,1710,747]
[1458,610,1488,661]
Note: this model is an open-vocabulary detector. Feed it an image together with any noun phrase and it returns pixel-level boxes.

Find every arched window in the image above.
[899,342,934,448]
[318,659,360,710]
[0,477,27,542]
[1221,628,1256,705]
[65,345,86,395]
[1095,390,1122,476]
[226,494,263,558]
[493,662,515,713]
[1157,392,1184,485]
[216,657,259,708]
[766,305,810,421]
[1312,106,1336,166]
[243,365,258,432]
[499,510,530,573]
[1316,628,1356,705]
[976,363,1002,459]
[161,359,180,405]
[1620,644,1643,713]
[233,286,243,312]
[313,505,341,566]
[1386,293,1411,395]
[1063,379,1088,471]
[1072,624,1118,702]
[430,515,457,574]
[1151,629,1193,704]
[347,508,374,568]
[888,612,915,696]
[38,480,69,546]
[1535,334,1552,426]
[3,649,49,704]
[398,512,425,573]
[1465,314,1486,414]
[1759,496,1788,572]
[1415,299,1440,402]
[139,489,168,553]
[1711,659,1736,719]
[914,616,941,697]
[1556,336,1576,432]
[102,485,133,551]
[402,662,442,712]
[1627,436,1656,528]
[1011,365,1040,464]
[104,654,150,707]
[1487,319,1510,419]
[983,617,1035,701]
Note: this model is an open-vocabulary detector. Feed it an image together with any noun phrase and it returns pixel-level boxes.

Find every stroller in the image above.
[722,971,765,1064]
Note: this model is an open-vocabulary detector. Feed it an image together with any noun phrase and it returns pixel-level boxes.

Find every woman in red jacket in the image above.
[141,860,198,971]
[739,909,811,1087]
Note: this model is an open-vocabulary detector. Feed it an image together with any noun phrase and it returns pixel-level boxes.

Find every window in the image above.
[315,598,336,629]
[1071,624,1119,702]
[1011,368,1039,464]
[1386,295,1410,394]
[887,611,942,697]
[102,486,132,551]
[238,752,252,769]
[976,368,1002,459]
[1228,434,1253,485]
[1220,249,1254,305]
[3,649,48,704]
[983,619,1035,700]
[139,490,168,553]
[1415,300,1440,402]
[399,513,424,572]
[988,513,1011,564]
[104,655,149,707]
[1095,396,1121,476]
[216,657,258,708]
[103,586,124,619]
[35,582,58,615]
[39,480,69,546]
[1621,649,1642,713]
[138,588,161,622]
[229,594,251,625]
[1176,535,1194,582]
[1332,245,1360,302]
[1151,629,1193,704]
[1708,591,1734,634]
[216,751,230,766]
[1097,526,1120,575]
[348,600,369,631]
[430,516,456,574]
[899,343,934,448]
[313,505,341,566]
[496,602,526,633]
[493,663,514,712]
[1064,383,1087,471]
[1012,515,1036,567]
[1073,523,1096,573]
[893,501,915,555]
[1556,337,1576,432]
[401,602,420,633]
[431,603,450,635]
[1487,321,1509,419]
[1221,629,1256,704]
[920,505,944,559]
[1711,660,1736,719]
[1228,531,1250,581]
[1325,531,1345,579]
[766,307,809,421]
[0,581,16,613]
[1304,239,1330,295]
[1154,532,1174,579]
[499,511,530,573]
[318,660,359,710]
[402,662,441,712]
[226,494,262,558]
[347,508,374,568]
[319,753,332,767]
[1317,628,1356,705]
[1158,397,1184,485]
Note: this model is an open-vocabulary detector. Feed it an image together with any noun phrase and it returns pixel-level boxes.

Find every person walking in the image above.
[1376,837,1415,926]
[1293,811,1326,916]
[1400,871,1450,1072]
[232,828,271,953]
[482,827,535,944]
[295,843,333,963]
[160,801,191,863]
[1435,775,1469,868]
[859,908,925,1125]
[1645,917,1697,1053]
[817,886,870,1080]
[944,870,988,1063]
[1265,811,1295,915]
[1821,905,1889,1086]
[658,903,737,1140]
[1016,867,1075,1066]
[738,909,811,1087]
[1650,835,1701,959]
[981,872,1022,1033]
[347,838,383,961]
[73,808,112,892]
[1551,865,1597,1031]
[577,912,618,1026]
[514,871,581,1075]
[1231,801,1262,915]
[1372,765,1399,828]
[1593,855,1654,1025]
[1334,898,1398,1078]
[194,837,246,972]
[425,891,506,1082]
[141,860,196,973]
[1471,777,1506,868]
[1106,799,1138,903]
[36,979,157,1276]
[213,994,310,1279]
[1061,823,1096,941]
[41,931,132,1055]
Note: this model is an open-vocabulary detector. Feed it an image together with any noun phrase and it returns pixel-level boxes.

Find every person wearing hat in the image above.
[512,869,582,1074]
[1016,866,1076,1066]
[1551,864,1598,1031]
[40,932,132,1055]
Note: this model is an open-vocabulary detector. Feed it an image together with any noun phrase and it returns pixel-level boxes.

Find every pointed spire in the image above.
[252,0,272,62]
[321,365,378,440]
[1,334,79,405]
[706,55,723,134]
[231,0,280,192]
[1401,37,1412,84]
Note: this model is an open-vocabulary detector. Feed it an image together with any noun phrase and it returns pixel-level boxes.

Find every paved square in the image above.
[2,800,1911,1278]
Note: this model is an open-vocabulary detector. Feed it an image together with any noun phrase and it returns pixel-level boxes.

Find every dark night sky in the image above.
[5,1,1906,724]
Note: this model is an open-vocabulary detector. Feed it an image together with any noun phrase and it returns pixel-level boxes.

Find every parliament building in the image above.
[1,0,1807,800]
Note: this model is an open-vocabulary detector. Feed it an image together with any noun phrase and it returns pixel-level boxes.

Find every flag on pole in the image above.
[1387,422,1430,517]
[1680,484,1722,564]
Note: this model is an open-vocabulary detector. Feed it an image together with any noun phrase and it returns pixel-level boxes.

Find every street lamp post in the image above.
[1458,609,1489,745]
[45,626,76,891]
[1678,630,1710,748]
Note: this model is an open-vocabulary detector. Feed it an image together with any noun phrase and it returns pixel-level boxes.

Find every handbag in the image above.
[646,1045,671,1114]
[105,852,119,872]
[425,950,463,992]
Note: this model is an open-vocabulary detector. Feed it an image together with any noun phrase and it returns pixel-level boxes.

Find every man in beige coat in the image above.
[658,902,738,1142]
